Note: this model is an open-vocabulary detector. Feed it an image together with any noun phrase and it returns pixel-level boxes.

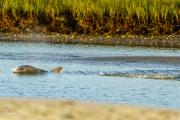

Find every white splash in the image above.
[11,68,18,73]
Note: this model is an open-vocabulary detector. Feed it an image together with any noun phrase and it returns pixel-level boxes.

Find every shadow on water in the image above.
[82,56,180,65]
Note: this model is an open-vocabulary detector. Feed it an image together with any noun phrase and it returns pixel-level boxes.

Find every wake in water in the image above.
[63,69,180,80]
[99,70,180,80]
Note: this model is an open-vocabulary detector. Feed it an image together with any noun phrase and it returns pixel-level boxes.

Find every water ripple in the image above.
[0,53,81,62]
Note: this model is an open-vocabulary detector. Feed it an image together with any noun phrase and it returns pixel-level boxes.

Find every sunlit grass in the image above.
[0,0,180,34]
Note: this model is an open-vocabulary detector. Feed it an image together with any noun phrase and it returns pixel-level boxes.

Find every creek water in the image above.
[0,41,180,109]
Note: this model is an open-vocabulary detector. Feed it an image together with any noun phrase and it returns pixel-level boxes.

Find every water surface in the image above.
[0,41,180,109]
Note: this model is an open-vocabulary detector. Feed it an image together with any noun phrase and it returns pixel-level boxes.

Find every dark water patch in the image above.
[84,56,180,65]
[0,52,81,62]
[63,71,97,75]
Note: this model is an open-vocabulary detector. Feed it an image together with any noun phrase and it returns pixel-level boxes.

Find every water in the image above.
[0,41,180,109]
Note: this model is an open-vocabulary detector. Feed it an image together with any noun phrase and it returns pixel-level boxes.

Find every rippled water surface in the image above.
[0,41,180,109]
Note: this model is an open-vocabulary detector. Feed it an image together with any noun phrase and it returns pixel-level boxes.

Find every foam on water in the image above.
[100,70,180,80]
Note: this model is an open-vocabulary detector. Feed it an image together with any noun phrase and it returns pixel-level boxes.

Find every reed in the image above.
[0,0,180,34]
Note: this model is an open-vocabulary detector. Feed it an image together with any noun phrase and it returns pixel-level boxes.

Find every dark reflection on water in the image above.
[0,41,180,109]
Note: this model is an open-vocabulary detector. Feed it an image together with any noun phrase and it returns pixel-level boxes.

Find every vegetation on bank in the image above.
[0,0,180,35]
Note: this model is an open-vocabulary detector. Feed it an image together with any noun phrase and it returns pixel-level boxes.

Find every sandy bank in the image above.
[0,99,180,120]
[0,33,180,48]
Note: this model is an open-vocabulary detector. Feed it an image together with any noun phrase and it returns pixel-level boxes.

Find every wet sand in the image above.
[0,99,180,120]
[84,56,180,64]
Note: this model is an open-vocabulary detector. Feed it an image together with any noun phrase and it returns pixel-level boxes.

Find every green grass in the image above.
[1,0,180,34]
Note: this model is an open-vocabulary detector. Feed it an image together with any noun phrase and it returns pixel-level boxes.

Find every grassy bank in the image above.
[0,0,180,35]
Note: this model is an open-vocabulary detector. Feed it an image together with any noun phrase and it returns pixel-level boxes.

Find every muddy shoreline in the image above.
[0,33,180,48]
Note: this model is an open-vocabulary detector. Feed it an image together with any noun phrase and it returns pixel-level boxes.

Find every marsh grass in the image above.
[0,0,180,34]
